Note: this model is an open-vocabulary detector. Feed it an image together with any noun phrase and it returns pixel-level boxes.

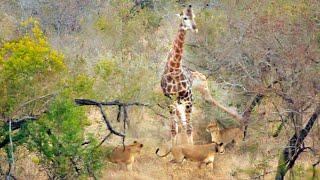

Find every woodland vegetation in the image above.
[0,0,319,179]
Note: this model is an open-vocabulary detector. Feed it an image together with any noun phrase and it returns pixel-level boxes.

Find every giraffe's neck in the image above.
[167,25,186,72]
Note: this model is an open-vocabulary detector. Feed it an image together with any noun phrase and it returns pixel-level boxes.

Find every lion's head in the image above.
[206,122,222,143]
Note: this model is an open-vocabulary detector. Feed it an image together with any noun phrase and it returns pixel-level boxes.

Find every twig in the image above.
[95,132,112,149]
[14,92,58,114]
[116,106,122,122]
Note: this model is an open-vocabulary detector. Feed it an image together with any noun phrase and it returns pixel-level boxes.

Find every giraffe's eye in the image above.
[183,17,187,20]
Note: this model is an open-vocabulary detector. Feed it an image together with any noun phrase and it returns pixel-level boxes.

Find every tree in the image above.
[0,19,104,179]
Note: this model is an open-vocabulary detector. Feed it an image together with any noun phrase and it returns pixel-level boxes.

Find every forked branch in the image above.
[75,99,149,144]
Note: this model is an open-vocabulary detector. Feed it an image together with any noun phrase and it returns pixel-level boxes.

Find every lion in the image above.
[156,132,190,156]
[107,140,143,171]
[156,142,225,169]
[206,121,243,147]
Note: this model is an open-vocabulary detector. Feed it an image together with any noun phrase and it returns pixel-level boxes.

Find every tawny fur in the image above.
[157,133,189,156]
[107,141,143,171]
[156,142,225,169]
[206,122,243,146]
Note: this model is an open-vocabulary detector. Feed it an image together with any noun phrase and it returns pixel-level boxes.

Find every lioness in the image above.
[156,132,190,156]
[206,122,243,147]
[107,141,143,171]
[156,142,225,169]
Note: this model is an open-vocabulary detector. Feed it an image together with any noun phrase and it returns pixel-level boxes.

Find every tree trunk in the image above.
[275,105,320,180]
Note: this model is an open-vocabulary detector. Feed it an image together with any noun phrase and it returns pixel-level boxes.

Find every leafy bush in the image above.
[26,98,104,179]
[0,18,65,116]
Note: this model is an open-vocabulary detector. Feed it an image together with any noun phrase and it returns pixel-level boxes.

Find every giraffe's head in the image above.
[177,5,198,33]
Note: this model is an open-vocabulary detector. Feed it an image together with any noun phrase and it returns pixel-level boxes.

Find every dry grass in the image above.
[100,136,282,180]
[84,105,319,180]
[1,108,318,180]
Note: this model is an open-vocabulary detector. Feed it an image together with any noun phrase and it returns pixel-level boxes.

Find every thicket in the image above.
[0,0,319,179]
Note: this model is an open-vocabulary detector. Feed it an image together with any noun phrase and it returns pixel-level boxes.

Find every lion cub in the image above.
[107,141,143,171]
[156,142,225,169]
[206,121,243,147]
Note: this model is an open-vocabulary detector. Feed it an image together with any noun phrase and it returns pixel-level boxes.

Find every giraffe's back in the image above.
[161,66,194,101]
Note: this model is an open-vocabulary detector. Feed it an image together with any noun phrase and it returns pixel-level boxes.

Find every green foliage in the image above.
[62,74,95,99]
[26,98,104,179]
[0,1,318,178]
[0,18,65,116]
[0,18,102,179]
[94,58,120,81]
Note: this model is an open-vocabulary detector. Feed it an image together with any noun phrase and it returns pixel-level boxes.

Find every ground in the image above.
[100,137,274,180]
[3,108,318,180]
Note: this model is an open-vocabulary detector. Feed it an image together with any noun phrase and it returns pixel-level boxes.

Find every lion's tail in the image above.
[155,148,171,157]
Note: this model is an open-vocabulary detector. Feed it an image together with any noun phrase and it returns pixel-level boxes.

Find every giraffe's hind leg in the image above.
[169,104,178,146]
[185,101,193,144]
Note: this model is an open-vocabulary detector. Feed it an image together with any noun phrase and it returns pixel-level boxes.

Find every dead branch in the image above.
[75,99,148,136]
[11,116,39,130]
[275,105,320,180]
[75,99,149,147]
[97,103,125,138]
[95,132,112,149]
[0,116,39,149]
[75,98,149,126]
[75,99,149,107]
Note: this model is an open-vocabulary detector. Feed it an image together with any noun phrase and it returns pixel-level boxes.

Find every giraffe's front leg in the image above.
[169,104,178,146]
[185,101,193,144]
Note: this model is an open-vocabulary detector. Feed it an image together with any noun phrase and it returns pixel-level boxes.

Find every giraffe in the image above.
[161,5,198,145]
[161,5,243,145]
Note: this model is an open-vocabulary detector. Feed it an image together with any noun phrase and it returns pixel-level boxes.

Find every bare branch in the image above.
[14,92,58,115]
[95,132,112,149]
[97,103,125,138]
